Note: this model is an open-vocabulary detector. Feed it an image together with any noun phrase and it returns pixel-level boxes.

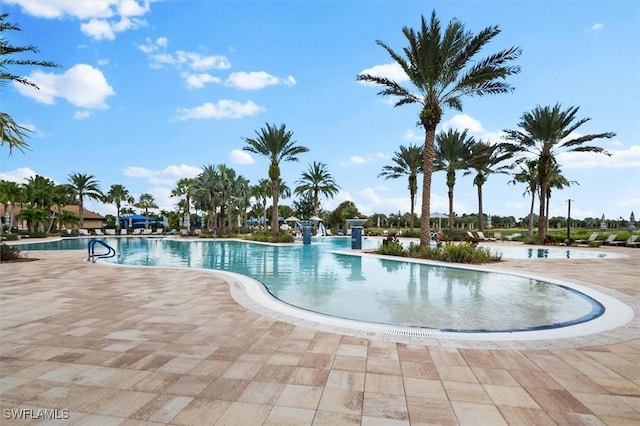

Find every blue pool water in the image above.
[16,237,605,332]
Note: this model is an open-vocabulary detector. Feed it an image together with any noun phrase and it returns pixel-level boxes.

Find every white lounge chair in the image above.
[132,228,142,235]
[609,235,638,247]
[78,229,90,236]
[105,229,116,235]
[142,229,152,235]
[94,229,104,236]
[601,235,618,245]
[575,232,598,245]
[476,231,496,241]
[120,229,128,235]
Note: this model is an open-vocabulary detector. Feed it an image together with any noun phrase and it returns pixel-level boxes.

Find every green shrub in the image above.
[3,233,19,241]
[376,241,501,264]
[245,232,294,243]
[377,240,406,256]
[0,244,22,261]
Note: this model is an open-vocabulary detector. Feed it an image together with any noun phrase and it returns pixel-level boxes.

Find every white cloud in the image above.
[229,149,255,165]
[0,167,38,183]
[74,110,92,120]
[174,100,265,121]
[404,129,423,142]
[225,71,296,90]
[123,164,201,186]
[183,73,221,89]
[338,152,387,166]
[13,64,115,109]
[81,19,116,40]
[357,63,408,86]
[441,114,505,143]
[591,23,604,31]
[557,145,640,169]
[137,36,167,54]
[139,41,232,88]
[147,49,231,71]
[6,0,151,40]
[4,0,116,19]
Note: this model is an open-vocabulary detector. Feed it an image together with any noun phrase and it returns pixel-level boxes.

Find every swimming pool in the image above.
[14,236,624,334]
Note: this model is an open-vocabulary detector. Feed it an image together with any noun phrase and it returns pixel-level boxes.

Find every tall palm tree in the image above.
[134,193,158,229]
[234,176,251,230]
[243,123,309,236]
[503,104,614,243]
[1,13,60,154]
[105,184,134,233]
[68,172,102,229]
[49,183,74,232]
[357,10,521,246]
[434,129,475,231]
[251,178,272,228]
[17,205,49,233]
[467,140,512,231]
[378,144,423,231]
[0,180,24,229]
[24,175,56,209]
[510,159,539,236]
[545,162,578,232]
[294,161,341,220]
[170,177,195,229]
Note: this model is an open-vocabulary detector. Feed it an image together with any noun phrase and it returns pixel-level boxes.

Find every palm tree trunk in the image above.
[409,192,415,232]
[79,199,84,228]
[271,179,279,236]
[447,184,454,231]
[477,184,484,232]
[528,193,535,236]
[538,182,547,244]
[420,128,436,247]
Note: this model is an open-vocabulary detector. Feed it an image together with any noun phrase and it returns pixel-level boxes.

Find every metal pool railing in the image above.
[87,238,116,263]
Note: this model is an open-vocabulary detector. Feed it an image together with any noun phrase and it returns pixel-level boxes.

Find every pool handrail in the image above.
[87,238,116,263]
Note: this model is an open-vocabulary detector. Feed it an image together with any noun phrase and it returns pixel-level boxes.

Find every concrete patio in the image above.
[1,242,639,425]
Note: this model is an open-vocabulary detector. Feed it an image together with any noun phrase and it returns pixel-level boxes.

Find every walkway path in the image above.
[1,244,638,425]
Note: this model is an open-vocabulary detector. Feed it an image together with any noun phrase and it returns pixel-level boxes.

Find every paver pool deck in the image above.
[1,240,639,425]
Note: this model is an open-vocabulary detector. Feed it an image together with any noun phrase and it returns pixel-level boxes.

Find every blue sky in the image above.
[1,0,639,223]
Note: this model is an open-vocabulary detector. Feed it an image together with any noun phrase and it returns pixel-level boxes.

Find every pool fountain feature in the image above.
[346,217,367,249]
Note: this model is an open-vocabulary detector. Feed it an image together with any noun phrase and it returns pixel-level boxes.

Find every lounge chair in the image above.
[132,228,142,235]
[94,229,104,236]
[476,231,497,241]
[627,237,640,248]
[154,228,163,235]
[120,229,128,235]
[466,231,479,243]
[105,229,116,235]
[142,229,153,235]
[575,232,598,245]
[78,229,90,236]
[609,235,638,247]
[601,235,618,246]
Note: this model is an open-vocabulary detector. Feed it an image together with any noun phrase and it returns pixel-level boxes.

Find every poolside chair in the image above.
[575,232,598,245]
[476,231,497,241]
[601,234,618,245]
[105,229,116,235]
[609,235,638,247]
[142,228,152,235]
[132,228,142,235]
[154,228,163,235]
[94,229,104,236]
[627,237,640,248]
[466,231,479,243]
[120,229,128,236]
